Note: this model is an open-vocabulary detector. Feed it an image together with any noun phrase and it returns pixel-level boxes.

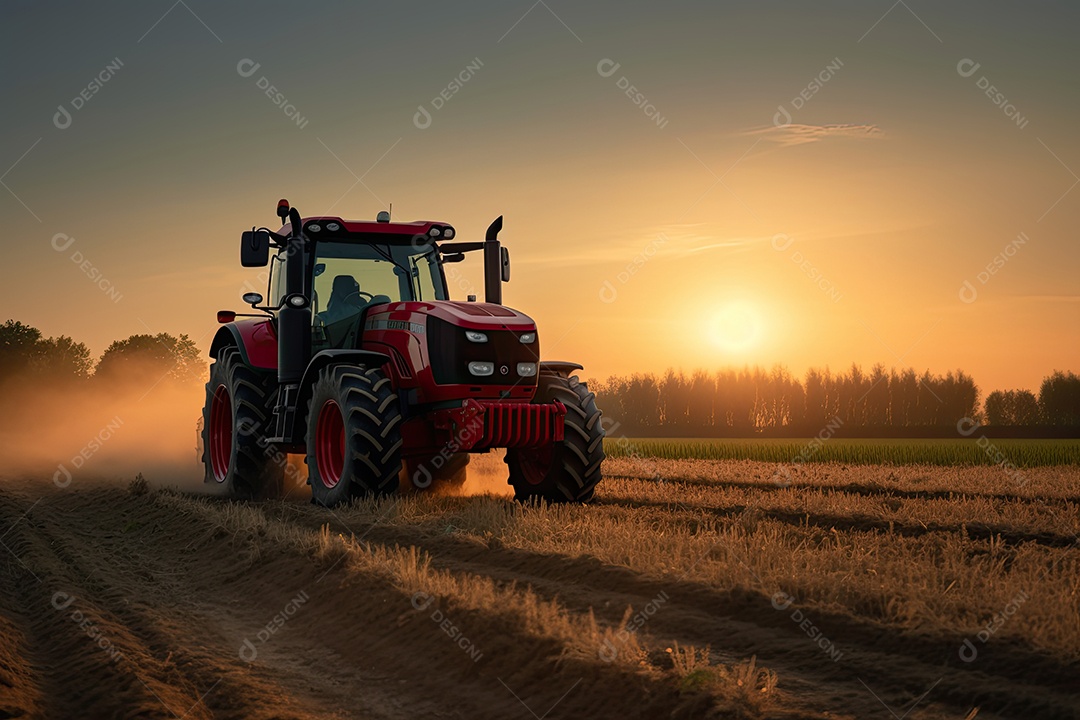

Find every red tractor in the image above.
[201,200,605,505]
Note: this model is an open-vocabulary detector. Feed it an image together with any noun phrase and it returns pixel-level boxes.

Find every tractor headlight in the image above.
[307,224,321,232]
[465,330,488,343]
[516,363,537,377]
[468,361,494,377]
[286,294,308,308]
[519,332,536,344]
[443,227,455,239]
[429,227,442,237]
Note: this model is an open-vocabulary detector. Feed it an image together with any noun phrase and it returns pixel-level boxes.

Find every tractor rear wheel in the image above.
[306,365,403,506]
[200,346,284,499]
[506,374,605,503]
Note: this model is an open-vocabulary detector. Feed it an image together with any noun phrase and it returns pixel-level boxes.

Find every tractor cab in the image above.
[266,231,448,351]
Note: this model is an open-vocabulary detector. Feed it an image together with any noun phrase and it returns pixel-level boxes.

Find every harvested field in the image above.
[0,456,1077,719]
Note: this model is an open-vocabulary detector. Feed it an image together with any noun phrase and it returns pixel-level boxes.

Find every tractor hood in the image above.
[361,300,541,398]
[375,300,537,332]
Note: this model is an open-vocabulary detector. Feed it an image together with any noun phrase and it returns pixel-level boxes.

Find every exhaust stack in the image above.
[278,205,310,386]
[484,215,503,305]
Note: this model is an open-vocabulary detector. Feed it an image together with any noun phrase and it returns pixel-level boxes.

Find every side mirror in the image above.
[242,292,263,306]
[241,230,270,267]
[500,247,510,282]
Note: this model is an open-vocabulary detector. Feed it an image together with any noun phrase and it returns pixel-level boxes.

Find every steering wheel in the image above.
[340,290,373,308]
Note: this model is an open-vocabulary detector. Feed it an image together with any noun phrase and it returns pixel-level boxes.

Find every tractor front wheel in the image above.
[506,374,605,503]
[200,346,284,499]
[306,366,403,506]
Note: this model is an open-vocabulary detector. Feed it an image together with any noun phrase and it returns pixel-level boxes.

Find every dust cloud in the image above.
[0,371,205,491]
[460,449,514,497]
[0,365,515,498]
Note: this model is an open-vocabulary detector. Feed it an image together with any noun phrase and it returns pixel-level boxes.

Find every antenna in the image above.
[388,203,392,221]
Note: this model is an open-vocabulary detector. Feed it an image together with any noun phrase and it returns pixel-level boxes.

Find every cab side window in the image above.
[268,252,287,308]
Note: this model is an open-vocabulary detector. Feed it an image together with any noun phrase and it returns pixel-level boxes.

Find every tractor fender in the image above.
[208,320,277,370]
[539,361,584,378]
[295,349,392,424]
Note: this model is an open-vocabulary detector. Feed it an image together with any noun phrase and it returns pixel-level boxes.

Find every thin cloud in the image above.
[515,225,710,266]
[682,236,773,255]
[752,123,885,147]
[684,240,752,253]
[1012,294,1080,303]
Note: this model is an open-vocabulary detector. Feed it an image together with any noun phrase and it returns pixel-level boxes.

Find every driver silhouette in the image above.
[319,275,363,325]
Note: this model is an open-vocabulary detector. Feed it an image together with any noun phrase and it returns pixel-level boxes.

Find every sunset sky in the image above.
[2,0,1077,395]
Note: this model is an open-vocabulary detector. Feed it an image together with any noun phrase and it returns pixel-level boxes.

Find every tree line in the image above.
[593,365,1080,436]
[4,319,1076,435]
[0,320,203,386]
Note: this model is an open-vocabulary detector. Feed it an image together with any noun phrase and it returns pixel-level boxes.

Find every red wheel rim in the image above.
[316,399,346,488]
[209,384,232,482]
[518,445,554,486]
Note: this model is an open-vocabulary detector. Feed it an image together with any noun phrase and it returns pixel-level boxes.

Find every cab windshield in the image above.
[309,241,446,348]
[314,240,446,311]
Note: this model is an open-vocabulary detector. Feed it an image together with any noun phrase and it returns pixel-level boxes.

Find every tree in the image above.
[1012,390,1041,425]
[914,371,939,426]
[787,376,805,428]
[985,389,1040,425]
[623,373,661,431]
[659,369,690,429]
[730,367,756,430]
[889,368,917,427]
[864,364,890,425]
[984,390,1007,425]
[944,370,979,425]
[1039,371,1080,426]
[846,363,868,425]
[803,368,827,428]
[687,370,715,431]
[759,366,799,428]
[0,320,92,382]
[95,333,203,384]
[0,320,44,378]
[37,335,92,380]
[714,369,733,428]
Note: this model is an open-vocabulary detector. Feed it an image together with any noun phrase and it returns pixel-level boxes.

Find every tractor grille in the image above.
[479,401,565,447]
[427,317,539,386]
[428,399,566,450]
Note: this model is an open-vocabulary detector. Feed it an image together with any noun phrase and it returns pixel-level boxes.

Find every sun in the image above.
[710,301,763,353]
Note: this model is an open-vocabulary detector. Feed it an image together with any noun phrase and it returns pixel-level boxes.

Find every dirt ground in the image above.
[0,459,1076,719]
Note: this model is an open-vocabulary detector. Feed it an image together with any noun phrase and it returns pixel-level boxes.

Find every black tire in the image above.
[201,346,285,499]
[506,374,605,503]
[306,365,402,506]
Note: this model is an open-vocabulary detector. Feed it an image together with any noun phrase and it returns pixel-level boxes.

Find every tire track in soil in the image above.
[596,494,1080,550]
[0,482,709,720]
[257,497,1079,720]
[0,487,359,719]
[608,472,1080,506]
[0,485,473,719]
